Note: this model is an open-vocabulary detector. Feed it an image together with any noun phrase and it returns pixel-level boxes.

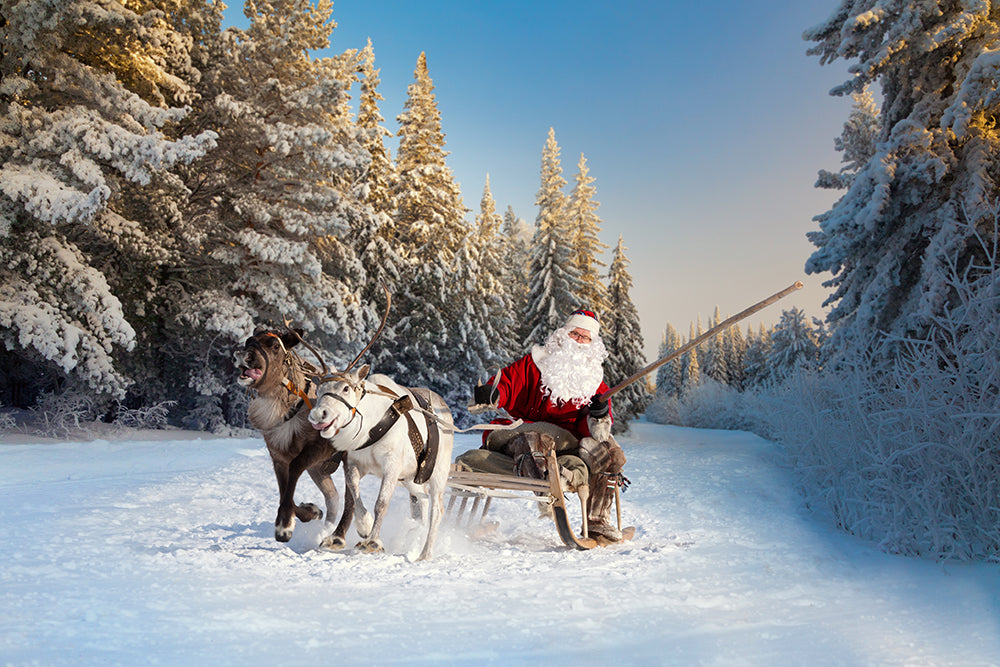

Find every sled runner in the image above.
[446,448,634,550]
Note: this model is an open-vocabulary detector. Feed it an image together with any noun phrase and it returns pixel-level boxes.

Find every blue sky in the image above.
[224,1,855,359]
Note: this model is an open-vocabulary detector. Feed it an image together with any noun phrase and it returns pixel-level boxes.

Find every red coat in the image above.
[484,351,612,443]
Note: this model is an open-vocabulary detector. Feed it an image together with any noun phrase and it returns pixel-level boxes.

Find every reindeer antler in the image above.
[344,282,391,373]
[282,315,330,378]
[313,282,392,385]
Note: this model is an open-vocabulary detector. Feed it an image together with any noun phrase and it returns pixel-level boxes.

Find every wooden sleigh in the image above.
[443,282,808,551]
[445,448,635,550]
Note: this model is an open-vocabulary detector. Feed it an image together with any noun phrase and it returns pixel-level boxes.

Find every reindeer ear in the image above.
[357,364,370,380]
[280,330,302,349]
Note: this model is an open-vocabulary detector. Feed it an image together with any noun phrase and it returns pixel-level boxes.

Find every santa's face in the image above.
[534,326,608,407]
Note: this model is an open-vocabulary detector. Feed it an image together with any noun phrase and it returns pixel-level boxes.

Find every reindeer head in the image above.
[308,364,371,439]
[237,328,303,390]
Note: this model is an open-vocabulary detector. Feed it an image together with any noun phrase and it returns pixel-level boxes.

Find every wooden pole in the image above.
[598,281,804,402]
[614,482,622,531]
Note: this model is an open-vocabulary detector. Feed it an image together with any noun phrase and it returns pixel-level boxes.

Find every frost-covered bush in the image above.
[677,379,752,431]
[32,388,106,438]
[182,385,253,437]
[113,401,176,431]
[644,392,680,428]
[763,223,1000,561]
[646,378,764,433]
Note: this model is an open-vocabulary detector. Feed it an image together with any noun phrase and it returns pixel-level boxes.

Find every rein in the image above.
[315,377,527,471]
[357,385,524,435]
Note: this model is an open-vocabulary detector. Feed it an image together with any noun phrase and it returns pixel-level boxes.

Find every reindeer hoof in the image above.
[275,526,293,542]
[355,539,384,554]
[320,534,347,550]
[296,503,323,522]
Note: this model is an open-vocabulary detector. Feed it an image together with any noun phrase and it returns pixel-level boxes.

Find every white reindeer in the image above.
[308,364,454,561]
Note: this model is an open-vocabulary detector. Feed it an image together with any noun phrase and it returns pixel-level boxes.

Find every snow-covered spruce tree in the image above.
[0,0,216,411]
[502,204,531,348]
[472,176,519,363]
[654,323,683,398]
[352,39,402,345]
[170,0,377,428]
[357,39,397,219]
[200,0,369,337]
[382,52,468,396]
[442,176,514,417]
[805,2,1000,352]
[679,321,701,395]
[700,306,727,385]
[602,236,650,433]
[391,52,467,257]
[566,153,609,318]
[742,323,773,388]
[523,128,580,346]
[763,307,820,386]
[644,323,683,425]
[815,88,880,192]
[721,320,747,390]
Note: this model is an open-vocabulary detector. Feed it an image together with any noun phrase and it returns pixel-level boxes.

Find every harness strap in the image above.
[409,388,439,485]
[401,410,426,474]
[282,377,313,410]
[357,394,413,451]
[354,385,439,485]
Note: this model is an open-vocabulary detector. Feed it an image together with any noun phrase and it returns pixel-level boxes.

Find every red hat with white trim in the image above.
[564,309,600,336]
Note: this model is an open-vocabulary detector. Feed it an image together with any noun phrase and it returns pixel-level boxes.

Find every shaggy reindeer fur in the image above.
[238,329,353,546]
[308,365,454,561]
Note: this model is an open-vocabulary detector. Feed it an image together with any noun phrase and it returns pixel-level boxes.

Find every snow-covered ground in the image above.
[1,421,998,666]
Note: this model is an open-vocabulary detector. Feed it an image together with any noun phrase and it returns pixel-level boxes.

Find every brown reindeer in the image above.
[237,328,353,547]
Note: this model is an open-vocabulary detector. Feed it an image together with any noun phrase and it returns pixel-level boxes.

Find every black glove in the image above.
[474,383,499,405]
[588,394,610,419]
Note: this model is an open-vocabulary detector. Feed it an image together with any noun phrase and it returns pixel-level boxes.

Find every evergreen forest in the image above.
[2,1,1000,560]
[0,0,649,432]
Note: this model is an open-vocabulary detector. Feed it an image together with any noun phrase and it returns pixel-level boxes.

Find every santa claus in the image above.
[460,309,627,541]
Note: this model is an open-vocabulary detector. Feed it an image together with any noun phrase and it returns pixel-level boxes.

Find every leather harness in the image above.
[322,382,440,485]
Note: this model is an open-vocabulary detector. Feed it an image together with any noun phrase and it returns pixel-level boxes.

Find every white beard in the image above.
[532,326,608,408]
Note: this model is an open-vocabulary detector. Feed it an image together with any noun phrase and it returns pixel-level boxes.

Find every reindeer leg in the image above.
[308,467,344,550]
[293,450,324,524]
[271,459,296,542]
[416,476,446,562]
[345,462,372,540]
[313,457,355,550]
[307,467,338,524]
[409,493,423,521]
[357,466,400,554]
[328,480,355,549]
[274,454,315,542]
[332,465,356,546]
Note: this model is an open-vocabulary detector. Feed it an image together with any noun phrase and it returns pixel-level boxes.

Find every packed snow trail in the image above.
[1,422,998,665]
